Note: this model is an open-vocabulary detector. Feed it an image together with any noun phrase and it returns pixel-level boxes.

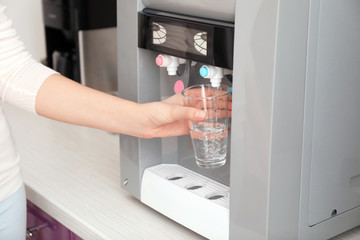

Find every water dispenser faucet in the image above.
[155,54,185,76]
[199,65,224,88]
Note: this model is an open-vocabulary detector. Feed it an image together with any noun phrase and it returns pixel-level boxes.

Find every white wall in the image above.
[0,0,46,61]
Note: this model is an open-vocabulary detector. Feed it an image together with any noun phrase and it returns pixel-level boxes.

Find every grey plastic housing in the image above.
[117,0,360,239]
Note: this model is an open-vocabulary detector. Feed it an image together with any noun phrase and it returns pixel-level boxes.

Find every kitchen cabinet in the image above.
[26,201,82,240]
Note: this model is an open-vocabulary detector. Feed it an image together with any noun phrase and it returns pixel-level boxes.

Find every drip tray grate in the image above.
[141,164,229,240]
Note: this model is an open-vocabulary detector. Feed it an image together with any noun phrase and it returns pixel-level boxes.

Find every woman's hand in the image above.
[137,93,206,138]
[138,91,232,138]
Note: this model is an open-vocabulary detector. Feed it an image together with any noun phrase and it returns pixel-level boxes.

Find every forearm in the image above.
[35,74,142,135]
[36,73,206,138]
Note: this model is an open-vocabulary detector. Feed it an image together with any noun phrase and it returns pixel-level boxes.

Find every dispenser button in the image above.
[199,66,209,78]
[174,80,184,93]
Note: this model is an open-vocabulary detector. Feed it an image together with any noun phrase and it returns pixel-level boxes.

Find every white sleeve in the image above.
[0,4,58,113]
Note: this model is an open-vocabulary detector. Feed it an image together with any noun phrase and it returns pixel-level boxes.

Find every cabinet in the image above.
[26,201,82,240]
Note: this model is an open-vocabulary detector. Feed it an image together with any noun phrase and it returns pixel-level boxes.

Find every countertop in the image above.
[3,103,360,240]
[3,103,205,240]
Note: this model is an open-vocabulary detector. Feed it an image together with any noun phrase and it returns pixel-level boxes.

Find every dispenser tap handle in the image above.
[155,54,185,76]
[199,65,224,88]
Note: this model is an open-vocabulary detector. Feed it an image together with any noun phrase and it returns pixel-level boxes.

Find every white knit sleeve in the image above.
[0,4,58,113]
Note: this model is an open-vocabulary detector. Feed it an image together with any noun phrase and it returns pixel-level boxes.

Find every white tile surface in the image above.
[2,103,205,240]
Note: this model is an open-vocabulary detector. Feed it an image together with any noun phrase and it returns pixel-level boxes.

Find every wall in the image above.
[0,0,46,61]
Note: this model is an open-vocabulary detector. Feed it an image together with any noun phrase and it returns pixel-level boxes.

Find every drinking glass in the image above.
[182,84,230,168]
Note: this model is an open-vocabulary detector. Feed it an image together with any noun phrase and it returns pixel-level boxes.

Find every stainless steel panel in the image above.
[79,27,118,95]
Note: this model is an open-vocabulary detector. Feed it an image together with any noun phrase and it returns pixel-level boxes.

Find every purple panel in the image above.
[26,201,83,240]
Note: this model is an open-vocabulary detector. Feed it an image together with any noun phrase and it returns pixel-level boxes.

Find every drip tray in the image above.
[141,164,229,240]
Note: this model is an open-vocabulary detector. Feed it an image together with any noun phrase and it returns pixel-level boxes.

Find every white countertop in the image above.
[4,103,360,240]
[3,103,205,240]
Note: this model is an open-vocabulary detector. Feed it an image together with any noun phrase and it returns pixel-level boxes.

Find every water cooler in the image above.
[42,0,117,94]
[117,0,360,239]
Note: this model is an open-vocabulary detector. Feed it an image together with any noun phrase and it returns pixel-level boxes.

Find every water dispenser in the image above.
[117,0,360,239]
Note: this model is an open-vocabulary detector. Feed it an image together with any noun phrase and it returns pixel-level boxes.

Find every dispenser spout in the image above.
[155,54,185,76]
[199,65,224,88]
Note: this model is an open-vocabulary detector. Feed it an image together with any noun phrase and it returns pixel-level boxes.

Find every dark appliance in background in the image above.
[42,0,117,93]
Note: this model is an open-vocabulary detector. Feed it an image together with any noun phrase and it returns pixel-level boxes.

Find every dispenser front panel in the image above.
[305,0,360,226]
[138,9,234,69]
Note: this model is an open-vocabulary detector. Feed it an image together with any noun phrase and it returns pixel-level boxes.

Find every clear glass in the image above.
[182,84,230,168]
